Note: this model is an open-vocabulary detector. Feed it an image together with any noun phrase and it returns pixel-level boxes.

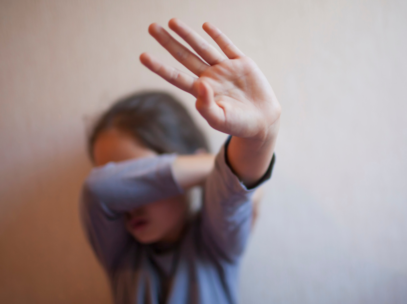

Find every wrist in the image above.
[236,117,280,152]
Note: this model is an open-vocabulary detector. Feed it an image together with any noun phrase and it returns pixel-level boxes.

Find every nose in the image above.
[127,206,147,218]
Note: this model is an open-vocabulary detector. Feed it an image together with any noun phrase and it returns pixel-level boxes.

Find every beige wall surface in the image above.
[1,0,406,303]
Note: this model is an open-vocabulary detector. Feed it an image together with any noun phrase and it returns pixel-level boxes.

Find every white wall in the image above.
[0,0,406,303]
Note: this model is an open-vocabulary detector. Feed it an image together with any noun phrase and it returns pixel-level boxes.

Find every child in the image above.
[80,18,281,304]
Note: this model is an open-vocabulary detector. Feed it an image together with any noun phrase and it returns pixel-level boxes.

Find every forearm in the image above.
[227,119,280,188]
[172,153,215,190]
[85,154,183,212]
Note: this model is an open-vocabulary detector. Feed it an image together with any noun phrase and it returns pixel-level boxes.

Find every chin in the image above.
[131,231,161,244]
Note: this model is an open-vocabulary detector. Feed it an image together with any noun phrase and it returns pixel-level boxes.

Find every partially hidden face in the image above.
[92,128,188,244]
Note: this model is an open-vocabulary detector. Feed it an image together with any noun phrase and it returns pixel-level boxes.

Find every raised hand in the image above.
[140,18,281,142]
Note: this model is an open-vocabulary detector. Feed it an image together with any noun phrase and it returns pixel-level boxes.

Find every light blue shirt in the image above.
[80,141,275,304]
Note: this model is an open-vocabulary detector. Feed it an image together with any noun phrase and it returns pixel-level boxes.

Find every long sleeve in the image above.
[79,154,184,273]
[200,138,275,263]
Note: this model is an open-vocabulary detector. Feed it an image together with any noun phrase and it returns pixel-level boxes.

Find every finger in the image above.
[149,23,208,76]
[140,52,196,94]
[202,22,245,59]
[168,18,225,66]
[195,81,224,129]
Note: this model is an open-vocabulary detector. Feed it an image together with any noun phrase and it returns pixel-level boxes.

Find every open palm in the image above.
[140,19,281,141]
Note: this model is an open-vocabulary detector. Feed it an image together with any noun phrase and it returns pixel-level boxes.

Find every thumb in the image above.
[195,81,221,125]
[196,80,213,107]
